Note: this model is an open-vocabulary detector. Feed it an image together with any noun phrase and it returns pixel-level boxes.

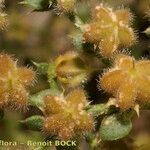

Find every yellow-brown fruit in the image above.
[99,54,150,110]
[117,80,136,111]
[55,52,88,88]
[0,54,36,110]
[114,53,135,70]
[57,0,76,13]
[136,60,150,76]
[17,67,36,86]
[44,94,66,115]
[43,89,94,140]
[136,77,150,103]
[100,70,126,94]
[83,4,136,57]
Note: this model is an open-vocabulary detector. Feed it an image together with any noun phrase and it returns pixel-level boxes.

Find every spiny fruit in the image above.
[83,3,136,57]
[55,52,89,88]
[99,54,150,110]
[57,0,76,13]
[0,54,36,110]
[43,89,94,140]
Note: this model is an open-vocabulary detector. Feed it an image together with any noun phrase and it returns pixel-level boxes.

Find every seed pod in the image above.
[55,52,88,88]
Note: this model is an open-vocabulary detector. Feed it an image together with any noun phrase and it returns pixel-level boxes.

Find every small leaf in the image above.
[47,63,56,79]
[47,63,60,90]
[30,89,60,110]
[100,113,132,141]
[33,62,49,74]
[21,115,44,131]
[86,104,108,117]
[72,33,83,50]
[85,132,99,149]
[74,15,84,31]
[33,62,60,90]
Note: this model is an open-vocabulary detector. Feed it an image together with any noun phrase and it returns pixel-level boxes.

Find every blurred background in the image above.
[0,0,150,149]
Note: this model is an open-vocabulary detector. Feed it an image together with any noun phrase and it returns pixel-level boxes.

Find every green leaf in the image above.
[33,62,49,75]
[74,15,85,31]
[85,132,99,149]
[30,89,60,109]
[72,33,83,50]
[47,63,56,81]
[47,63,60,90]
[19,0,50,11]
[100,113,132,141]
[21,115,44,131]
[86,104,108,117]
[33,61,60,90]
